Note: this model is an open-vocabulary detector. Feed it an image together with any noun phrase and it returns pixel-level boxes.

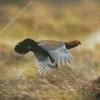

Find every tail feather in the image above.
[14,38,37,54]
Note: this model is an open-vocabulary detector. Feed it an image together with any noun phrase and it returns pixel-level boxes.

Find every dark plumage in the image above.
[15,38,81,75]
[15,39,54,63]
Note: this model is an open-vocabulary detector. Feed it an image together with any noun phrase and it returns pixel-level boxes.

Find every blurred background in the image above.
[0,0,100,100]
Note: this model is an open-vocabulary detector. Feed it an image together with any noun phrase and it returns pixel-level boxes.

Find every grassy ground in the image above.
[0,67,96,100]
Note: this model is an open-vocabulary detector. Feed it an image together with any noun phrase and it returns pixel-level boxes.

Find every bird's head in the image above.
[65,40,81,49]
[73,40,81,46]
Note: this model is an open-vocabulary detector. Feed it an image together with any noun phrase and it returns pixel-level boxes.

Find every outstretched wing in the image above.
[39,43,73,67]
[34,53,55,75]
[15,38,55,75]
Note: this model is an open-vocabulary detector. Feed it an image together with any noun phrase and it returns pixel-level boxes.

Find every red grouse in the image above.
[15,38,81,75]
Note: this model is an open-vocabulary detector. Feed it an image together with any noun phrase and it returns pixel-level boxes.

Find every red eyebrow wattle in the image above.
[75,40,78,42]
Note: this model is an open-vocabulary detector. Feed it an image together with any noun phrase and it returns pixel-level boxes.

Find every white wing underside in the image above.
[34,53,55,75]
[39,43,73,67]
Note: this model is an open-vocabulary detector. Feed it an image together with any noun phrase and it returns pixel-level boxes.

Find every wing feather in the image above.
[39,43,73,67]
[34,53,55,75]
[43,66,50,75]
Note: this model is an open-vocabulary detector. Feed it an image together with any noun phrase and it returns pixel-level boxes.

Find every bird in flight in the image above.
[15,38,81,75]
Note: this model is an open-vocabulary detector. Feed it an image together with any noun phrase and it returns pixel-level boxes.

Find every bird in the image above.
[14,38,81,75]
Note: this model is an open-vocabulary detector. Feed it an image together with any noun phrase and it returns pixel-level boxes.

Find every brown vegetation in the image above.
[0,0,100,100]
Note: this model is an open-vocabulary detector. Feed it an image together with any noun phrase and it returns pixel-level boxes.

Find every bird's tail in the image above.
[14,38,38,55]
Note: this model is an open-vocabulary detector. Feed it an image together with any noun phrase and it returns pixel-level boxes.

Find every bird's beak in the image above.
[79,42,81,44]
[78,42,81,45]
